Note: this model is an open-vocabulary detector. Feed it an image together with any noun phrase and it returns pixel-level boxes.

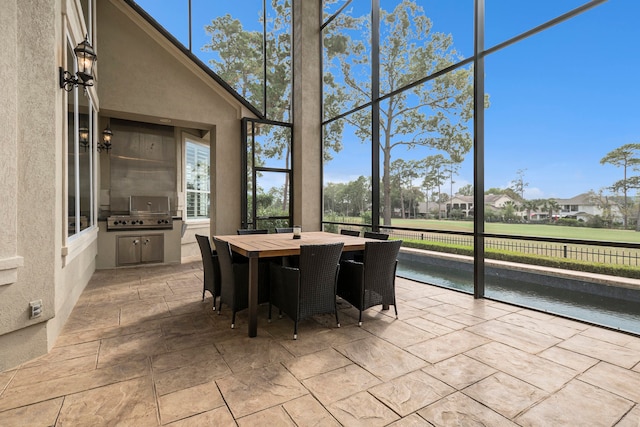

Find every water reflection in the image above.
[397,258,640,335]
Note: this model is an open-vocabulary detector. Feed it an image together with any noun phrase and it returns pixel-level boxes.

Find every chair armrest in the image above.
[337,259,364,303]
[270,264,300,319]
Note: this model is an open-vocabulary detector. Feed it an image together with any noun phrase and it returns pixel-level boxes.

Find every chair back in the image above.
[340,229,360,237]
[275,227,294,233]
[213,237,235,293]
[195,234,220,296]
[237,229,268,235]
[364,231,389,240]
[362,240,402,305]
[298,243,344,318]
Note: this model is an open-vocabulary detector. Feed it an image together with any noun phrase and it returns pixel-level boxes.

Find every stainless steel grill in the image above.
[107,196,173,231]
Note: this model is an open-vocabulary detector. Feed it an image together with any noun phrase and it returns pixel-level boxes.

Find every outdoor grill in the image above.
[107,196,173,231]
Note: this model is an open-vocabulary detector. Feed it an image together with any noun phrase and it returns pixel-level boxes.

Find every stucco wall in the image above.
[0,0,60,371]
[97,0,246,236]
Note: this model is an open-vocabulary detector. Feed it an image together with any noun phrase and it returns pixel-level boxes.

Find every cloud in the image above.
[523,187,544,199]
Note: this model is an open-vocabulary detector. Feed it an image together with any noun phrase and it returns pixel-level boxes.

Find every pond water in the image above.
[397,258,640,336]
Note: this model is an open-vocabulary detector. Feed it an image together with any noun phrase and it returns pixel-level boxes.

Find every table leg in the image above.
[248,256,259,337]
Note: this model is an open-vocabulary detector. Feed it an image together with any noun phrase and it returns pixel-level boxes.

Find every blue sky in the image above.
[135,0,639,200]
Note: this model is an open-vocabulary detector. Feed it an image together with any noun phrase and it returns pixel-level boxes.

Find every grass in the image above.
[344,217,640,244]
[331,217,640,273]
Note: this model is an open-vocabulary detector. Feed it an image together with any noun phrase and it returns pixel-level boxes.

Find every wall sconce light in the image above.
[59,36,97,92]
[79,126,90,151]
[98,125,113,152]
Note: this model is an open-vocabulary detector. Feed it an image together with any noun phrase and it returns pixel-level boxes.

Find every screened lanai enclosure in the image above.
[132,0,640,334]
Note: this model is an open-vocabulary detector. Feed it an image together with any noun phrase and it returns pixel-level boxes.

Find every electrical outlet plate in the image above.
[30,299,43,319]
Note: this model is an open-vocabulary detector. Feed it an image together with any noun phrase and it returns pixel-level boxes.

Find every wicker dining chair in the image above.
[352,231,390,262]
[237,229,269,235]
[363,231,389,240]
[195,234,221,311]
[269,242,344,339]
[213,237,269,329]
[274,227,298,266]
[339,229,361,261]
[275,227,294,233]
[337,239,402,326]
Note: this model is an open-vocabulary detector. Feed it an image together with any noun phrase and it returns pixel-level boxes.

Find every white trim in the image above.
[62,226,98,266]
[184,135,211,221]
[0,256,24,286]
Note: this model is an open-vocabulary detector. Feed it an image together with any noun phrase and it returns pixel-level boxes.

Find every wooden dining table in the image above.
[213,231,372,337]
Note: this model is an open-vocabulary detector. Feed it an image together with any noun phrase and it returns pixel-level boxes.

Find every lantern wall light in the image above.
[98,125,113,153]
[60,35,97,92]
[79,126,90,151]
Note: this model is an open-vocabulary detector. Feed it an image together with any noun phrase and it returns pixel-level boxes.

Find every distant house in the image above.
[554,192,622,223]
[417,193,518,218]
[417,192,623,222]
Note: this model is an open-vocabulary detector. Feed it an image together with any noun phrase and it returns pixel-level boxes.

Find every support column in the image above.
[292,0,322,231]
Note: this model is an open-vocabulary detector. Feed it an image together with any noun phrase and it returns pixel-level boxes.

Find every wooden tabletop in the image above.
[213,231,370,258]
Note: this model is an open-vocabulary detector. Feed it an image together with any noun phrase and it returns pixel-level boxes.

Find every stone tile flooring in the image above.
[1,259,640,425]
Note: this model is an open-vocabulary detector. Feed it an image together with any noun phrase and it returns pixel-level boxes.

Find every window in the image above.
[241,118,293,230]
[185,140,210,220]
[66,37,95,238]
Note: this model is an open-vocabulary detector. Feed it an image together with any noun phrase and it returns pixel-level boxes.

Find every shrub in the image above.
[557,218,583,227]
[361,211,372,231]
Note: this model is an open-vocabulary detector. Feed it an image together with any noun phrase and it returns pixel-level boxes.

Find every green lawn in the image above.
[355,218,640,244]
[331,217,640,269]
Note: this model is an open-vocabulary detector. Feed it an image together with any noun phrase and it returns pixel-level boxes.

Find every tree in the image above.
[521,199,538,222]
[390,159,419,219]
[509,168,528,200]
[204,1,344,216]
[485,187,521,201]
[324,0,486,226]
[458,184,474,196]
[501,201,517,222]
[422,154,447,219]
[444,159,460,212]
[587,189,615,228]
[203,15,264,107]
[345,176,371,216]
[537,199,548,221]
[547,199,560,222]
[601,143,640,229]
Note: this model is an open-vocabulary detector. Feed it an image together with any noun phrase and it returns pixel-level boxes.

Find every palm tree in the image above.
[521,200,539,222]
[548,199,560,222]
[538,199,549,222]
[502,200,520,221]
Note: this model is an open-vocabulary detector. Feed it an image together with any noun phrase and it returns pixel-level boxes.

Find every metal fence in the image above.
[384,229,640,267]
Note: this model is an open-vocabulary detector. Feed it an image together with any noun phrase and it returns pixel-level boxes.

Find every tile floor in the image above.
[1,258,640,426]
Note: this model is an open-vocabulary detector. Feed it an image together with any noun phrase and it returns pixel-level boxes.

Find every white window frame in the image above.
[184,137,211,222]
[62,31,98,263]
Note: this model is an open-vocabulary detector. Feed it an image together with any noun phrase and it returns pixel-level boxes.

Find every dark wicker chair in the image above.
[339,229,360,261]
[275,227,294,233]
[269,242,344,339]
[354,231,389,262]
[237,229,269,235]
[213,237,269,329]
[274,227,298,266]
[363,231,389,240]
[337,239,402,326]
[195,234,221,311]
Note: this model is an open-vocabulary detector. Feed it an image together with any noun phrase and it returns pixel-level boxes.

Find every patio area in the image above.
[1,258,639,426]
